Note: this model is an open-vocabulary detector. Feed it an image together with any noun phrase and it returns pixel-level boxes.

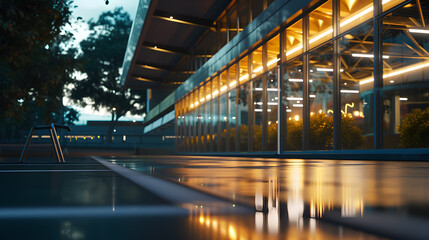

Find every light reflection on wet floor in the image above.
[106,155,429,240]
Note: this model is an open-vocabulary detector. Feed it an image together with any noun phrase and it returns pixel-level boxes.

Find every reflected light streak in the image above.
[239,73,249,81]
[360,60,429,85]
[267,58,280,67]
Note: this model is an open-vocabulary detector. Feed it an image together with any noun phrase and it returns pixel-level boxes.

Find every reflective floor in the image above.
[106,155,429,240]
[1,155,427,239]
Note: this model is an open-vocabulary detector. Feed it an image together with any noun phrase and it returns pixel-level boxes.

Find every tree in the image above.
[69,8,145,142]
[0,0,79,142]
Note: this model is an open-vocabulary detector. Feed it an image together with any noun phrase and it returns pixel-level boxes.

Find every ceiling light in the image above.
[409,29,429,34]
[340,89,359,93]
[352,53,389,59]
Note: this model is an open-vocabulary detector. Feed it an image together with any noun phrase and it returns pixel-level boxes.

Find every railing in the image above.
[19,124,71,163]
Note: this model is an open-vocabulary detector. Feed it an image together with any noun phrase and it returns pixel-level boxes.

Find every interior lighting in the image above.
[229,80,237,87]
[254,102,263,105]
[309,28,333,44]
[293,104,304,107]
[317,68,344,72]
[311,112,314,115]
[212,90,219,96]
[239,74,249,81]
[267,88,278,91]
[353,111,360,116]
[294,115,300,121]
[206,94,211,100]
[352,53,389,59]
[169,16,173,19]
[253,66,263,73]
[390,80,394,83]
[267,58,280,67]
[285,0,391,57]
[287,97,303,101]
[399,97,408,101]
[267,102,278,105]
[254,87,263,91]
[310,94,316,98]
[289,78,303,82]
[255,109,263,112]
[194,101,199,106]
[360,60,429,85]
[200,97,205,102]
[286,109,292,112]
[409,29,429,34]
[340,89,359,93]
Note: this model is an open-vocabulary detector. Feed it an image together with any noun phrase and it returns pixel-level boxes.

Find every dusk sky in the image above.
[65,0,140,125]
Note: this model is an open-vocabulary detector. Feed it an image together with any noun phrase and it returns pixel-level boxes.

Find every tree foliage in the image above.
[398,107,429,148]
[69,8,145,141]
[0,0,78,141]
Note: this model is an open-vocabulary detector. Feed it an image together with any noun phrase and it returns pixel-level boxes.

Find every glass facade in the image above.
[176,0,429,153]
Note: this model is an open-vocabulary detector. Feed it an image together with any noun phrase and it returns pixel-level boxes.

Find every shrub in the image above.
[398,107,429,148]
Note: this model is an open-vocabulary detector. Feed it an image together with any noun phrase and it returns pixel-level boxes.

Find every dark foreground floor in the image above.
[0,155,426,239]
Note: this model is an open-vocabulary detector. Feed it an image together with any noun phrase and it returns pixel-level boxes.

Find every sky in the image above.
[64,0,140,125]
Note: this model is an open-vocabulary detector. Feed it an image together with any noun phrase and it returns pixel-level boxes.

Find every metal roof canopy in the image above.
[121,0,231,90]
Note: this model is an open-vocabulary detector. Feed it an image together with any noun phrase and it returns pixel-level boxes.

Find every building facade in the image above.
[122,0,429,157]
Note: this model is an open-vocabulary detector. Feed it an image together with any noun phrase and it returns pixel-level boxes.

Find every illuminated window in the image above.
[309,0,333,49]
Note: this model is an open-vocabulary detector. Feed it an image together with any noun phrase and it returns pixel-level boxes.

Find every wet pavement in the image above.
[103,155,429,240]
[0,155,427,239]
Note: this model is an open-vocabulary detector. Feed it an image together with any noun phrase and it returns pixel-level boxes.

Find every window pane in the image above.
[238,83,249,152]
[266,69,278,151]
[309,0,333,50]
[282,58,303,151]
[212,76,219,151]
[220,70,228,94]
[229,89,237,151]
[339,0,373,34]
[252,77,263,151]
[229,7,238,41]
[382,1,429,148]
[340,23,374,149]
[267,34,280,71]
[309,43,334,150]
[239,56,249,84]
[218,15,228,47]
[284,19,303,61]
[220,93,228,152]
[252,46,263,78]
[251,0,264,21]
[238,0,250,32]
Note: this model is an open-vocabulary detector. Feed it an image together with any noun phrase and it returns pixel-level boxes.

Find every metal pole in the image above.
[49,127,61,163]
[51,124,65,163]
[18,127,34,163]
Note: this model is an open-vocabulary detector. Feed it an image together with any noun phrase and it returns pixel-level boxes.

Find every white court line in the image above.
[0,169,111,173]
[0,205,188,218]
